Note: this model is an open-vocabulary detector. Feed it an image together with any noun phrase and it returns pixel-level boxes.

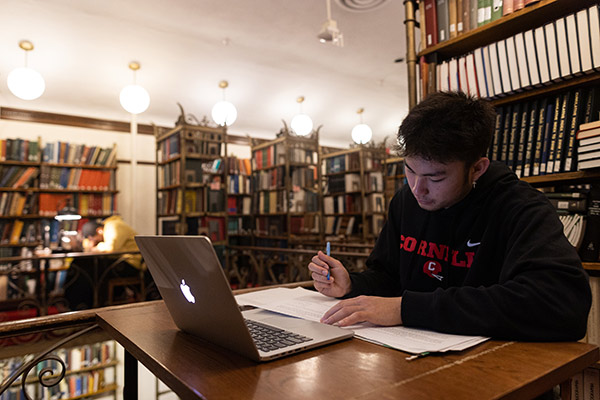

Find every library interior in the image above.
[2,0,600,399]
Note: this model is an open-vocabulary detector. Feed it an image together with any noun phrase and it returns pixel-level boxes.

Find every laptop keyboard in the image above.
[245,319,312,353]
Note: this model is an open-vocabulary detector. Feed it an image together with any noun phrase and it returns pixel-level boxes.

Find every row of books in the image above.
[0,342,117,400]
[488,86,599,177]
[0,192,38,216]
[255,216,286,237]
[42,142,117,167]
[324,193,385,215]
[38,193,116,217]
[0,166,39,188]
[568,366,600,400]
[427,5,600,98]
[386,159,405,177]
[227,196,252,215]
[227,174,252,195]
[325,215,359,237]
[253,191,288,214]
[183,188,226,214]
[421,0,539,48]
[323,152,361,174]
[254,167,286,191]
[290,215,320,235]
[226,156,252,175]
[39,166,114,191]
[160,159,225,188]
[252,145,279,170]
[157,188,225,215]
[0,220,39,245]
[291,166,318,189]
[322,151,384,175]
[289,189,320,213]
[252,143,318,171]
[0,138,40,162]
[158,129,225,162]
[576,121,600,170]
[326,174,361,194]
[158,160,181,188]
[186,216,226,241]
[227,216,253,235]
[324,194,363,214]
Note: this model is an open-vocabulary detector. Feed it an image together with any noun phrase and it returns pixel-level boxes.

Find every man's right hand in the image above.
[308,251,351,298]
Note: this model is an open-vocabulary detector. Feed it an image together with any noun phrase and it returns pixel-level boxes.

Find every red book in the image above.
[424,0,439,47]
[503,0,514,16]
[513,0,524,11]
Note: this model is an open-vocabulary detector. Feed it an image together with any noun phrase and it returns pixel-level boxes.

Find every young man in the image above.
[81,215,141,269]
[308,91,591,341]
[66,215,143,309]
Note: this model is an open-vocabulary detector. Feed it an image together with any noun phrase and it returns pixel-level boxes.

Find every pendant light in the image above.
[119,62,150,114]
[211,80,237,126]
[7,40,46,100]
[291,96,313,136]
[351,108,373,144]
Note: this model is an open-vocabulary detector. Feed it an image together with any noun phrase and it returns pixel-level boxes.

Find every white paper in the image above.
[236,287,489,354]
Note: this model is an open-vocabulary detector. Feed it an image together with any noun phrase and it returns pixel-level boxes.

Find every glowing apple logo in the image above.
[180,279,195,303]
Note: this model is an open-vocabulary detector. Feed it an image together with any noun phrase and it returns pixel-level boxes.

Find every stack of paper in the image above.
[236,287,489,354]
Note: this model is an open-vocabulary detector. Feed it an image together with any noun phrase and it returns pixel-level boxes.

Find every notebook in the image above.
[135,235,353,362]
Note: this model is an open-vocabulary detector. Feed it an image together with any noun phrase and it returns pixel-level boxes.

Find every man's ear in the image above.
[471,157,490,182]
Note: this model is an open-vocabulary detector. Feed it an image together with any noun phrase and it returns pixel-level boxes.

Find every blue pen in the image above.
[326,242,331,280]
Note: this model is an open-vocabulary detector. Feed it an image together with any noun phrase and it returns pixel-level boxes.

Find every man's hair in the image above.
[81,220,103,238]
[397,91,496,166]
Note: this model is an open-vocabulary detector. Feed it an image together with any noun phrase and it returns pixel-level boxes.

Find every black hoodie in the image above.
[347,161,591,341]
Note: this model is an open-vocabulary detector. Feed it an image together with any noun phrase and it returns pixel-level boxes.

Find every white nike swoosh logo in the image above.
[467,240,481,247]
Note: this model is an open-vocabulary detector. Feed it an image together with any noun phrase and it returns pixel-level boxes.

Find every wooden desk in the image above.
[96,301,599,400]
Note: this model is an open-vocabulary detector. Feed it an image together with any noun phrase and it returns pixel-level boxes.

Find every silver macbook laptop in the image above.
[135,235,353,362]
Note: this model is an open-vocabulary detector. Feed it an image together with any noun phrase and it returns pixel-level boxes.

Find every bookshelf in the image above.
[250,126,322,247]
[154,123,228,248]
[321,145,386,243]
[0,138,118,315]
[0,340,118,399]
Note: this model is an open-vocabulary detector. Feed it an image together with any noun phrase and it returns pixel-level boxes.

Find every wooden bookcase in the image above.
[321,145,386,243]
[250,127,322,247]
[0,138,118,315]
[154,123,228,247]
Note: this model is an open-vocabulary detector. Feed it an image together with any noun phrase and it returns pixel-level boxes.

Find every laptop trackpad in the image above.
[242,308,352,339]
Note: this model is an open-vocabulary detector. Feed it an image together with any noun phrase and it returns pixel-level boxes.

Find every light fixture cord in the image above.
[326,0,332,20]
[222,88,227,101]
[132,69,137,85]
[23,49,29,68]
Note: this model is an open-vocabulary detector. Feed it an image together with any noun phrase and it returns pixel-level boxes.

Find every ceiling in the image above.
[0,0,409,148]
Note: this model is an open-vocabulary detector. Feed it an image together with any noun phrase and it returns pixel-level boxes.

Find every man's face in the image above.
[404,156,472,211]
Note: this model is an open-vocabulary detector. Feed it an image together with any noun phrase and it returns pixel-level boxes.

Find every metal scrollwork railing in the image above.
[0,324,99,399]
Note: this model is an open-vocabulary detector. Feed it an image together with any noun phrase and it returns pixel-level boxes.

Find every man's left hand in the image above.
[320,295,403,327]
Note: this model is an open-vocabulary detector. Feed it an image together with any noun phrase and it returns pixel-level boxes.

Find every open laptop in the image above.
[135,235,353,362]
